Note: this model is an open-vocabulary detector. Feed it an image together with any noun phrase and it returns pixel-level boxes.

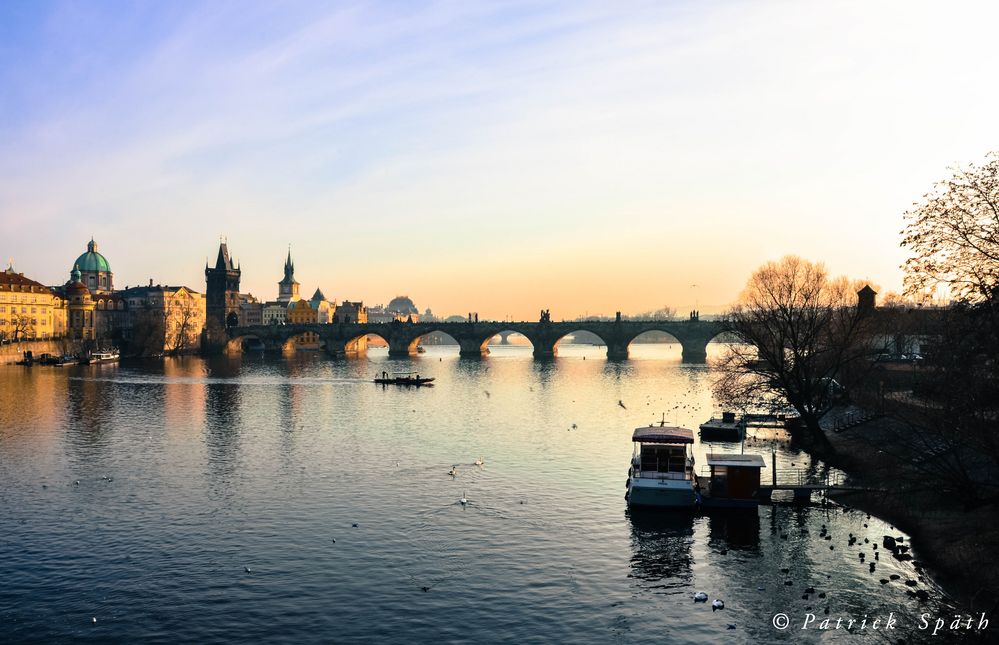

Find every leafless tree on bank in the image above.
[713,256,886,450]
[10,313,35,341]
[902,152,999,306]
[166,298,201,355]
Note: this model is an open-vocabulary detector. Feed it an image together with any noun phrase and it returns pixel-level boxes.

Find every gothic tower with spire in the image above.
[205,241,242,342]
[277,246,300,303]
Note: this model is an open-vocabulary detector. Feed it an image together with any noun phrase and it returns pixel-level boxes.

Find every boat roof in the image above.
[706,453,766,468]
[632,426,694,444]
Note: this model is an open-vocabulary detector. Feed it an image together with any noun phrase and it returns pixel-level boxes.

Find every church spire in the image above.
[284,245,294,280]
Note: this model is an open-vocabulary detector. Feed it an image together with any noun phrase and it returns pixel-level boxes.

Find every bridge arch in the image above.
[338,331,385,357]
[224,330,296,354]
[404,329,461,356]
[281,330,328,353]
[225,333,264,355]
[481,330,535,351]
[622,329,683,360]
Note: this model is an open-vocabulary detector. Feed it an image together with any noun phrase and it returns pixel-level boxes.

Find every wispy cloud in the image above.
[2,1,999,315]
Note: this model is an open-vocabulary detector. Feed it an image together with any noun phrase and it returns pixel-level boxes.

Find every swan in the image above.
[460,491,467,506]
[474,457,484,466]
[712,599,725,611]
[693,592,708,602]
[448,465,458,477]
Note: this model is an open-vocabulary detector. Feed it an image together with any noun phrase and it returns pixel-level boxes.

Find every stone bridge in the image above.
[225,319,732,362]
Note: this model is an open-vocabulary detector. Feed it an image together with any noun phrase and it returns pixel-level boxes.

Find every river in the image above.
[0,344,971,643]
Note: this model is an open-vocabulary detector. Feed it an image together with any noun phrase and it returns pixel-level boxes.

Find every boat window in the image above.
[640,445,687,474]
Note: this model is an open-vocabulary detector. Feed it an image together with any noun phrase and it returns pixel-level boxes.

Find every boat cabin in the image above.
[703,453,765,502]
[631,426,695,481]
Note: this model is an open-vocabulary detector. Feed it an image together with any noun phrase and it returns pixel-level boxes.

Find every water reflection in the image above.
[204,376,242,484]
[627,510,695,593]
[706,509,761,552]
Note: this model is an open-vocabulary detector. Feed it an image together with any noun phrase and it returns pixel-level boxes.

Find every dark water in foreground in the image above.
[0,345,973,643]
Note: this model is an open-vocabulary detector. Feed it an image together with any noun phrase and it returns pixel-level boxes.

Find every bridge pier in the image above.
[606,341,629,360]
[532,343,556,359]
[459,338,488,358]
[323,339,346,359]
[388,337,414,357]
[680,342,708,363]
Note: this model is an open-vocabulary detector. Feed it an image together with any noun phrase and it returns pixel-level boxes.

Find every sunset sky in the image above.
[3,1,998,319]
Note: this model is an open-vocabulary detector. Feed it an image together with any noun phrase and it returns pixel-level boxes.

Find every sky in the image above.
[2,1,999,319]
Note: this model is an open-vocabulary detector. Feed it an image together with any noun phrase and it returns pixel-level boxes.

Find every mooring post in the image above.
[772,448,777,487]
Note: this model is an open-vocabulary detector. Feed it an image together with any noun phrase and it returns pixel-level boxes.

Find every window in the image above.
[0,307,5,313]
[21,307,26,313]
[31,307,36,313]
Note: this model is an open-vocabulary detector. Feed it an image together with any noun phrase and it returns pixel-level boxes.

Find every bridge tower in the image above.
[205,241,242,346]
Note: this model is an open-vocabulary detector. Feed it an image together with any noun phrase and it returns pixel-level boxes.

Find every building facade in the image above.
[309,288,335,324]
[333,300,367,324]
[287,298,320,348]
[122,283,206,354]
[0,263,64,341]
[65,267,96,341]
[262,303,287,325]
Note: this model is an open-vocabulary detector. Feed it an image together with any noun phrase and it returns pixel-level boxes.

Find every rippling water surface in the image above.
[0,344,965,643]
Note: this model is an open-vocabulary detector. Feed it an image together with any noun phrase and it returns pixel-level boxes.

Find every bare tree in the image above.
[130,303,166,356]
[713,256,884,450]
[166,297,201,354]
[901,152,999,304]
[10,312,35,341]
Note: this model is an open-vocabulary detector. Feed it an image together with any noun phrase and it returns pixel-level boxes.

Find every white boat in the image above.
[626,422,698,509]
[79,350,120,365]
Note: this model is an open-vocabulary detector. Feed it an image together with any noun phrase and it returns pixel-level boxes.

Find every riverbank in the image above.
[818,409,999,614]
[0,340,66,365]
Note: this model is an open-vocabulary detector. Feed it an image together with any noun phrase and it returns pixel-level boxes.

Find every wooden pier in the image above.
[757,468,873,502]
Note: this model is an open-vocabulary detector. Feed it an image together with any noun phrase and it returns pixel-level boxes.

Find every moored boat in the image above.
[79,349,119,365]
[699,411,744,442]
[626,422,698,509]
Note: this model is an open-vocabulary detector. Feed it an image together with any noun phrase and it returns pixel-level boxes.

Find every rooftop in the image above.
[632,425,694,444]
[706,453,766,468]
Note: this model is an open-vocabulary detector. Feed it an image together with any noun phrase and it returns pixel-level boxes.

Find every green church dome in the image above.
[74,239,111,273]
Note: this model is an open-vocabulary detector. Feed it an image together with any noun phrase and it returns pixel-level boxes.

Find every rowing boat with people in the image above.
[373,371,435,387]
